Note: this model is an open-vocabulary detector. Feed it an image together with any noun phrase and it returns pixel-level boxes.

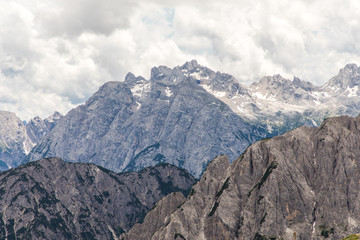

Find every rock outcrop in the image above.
[0,157,195,239]
[121,191,187,240]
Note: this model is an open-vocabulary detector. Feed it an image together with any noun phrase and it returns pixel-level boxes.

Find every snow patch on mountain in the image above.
[345,85,358,97]
[131,81,151,98]
[164,87,172,97]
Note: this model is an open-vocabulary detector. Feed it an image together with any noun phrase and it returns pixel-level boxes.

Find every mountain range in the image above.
[24,61,360,178]
[0,61,360,239]
[25,63,268,178]
[1,115,359,239]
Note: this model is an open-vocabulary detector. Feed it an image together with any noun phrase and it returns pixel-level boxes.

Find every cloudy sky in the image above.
[1,0,360,120]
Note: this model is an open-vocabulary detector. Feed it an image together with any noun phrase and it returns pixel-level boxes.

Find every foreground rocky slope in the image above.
[0,157,195,239]
[132,115,360,239]
[26,63,267,178]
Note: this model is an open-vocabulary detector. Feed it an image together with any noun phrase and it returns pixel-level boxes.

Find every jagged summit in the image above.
[124,72,146,85]
[321,63,360,97]
[23,61,360,178]
[25,61,266,178]
[180,59,200,70]
[340,63,359,75]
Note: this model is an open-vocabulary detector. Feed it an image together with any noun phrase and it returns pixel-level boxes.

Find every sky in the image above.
[1,0,360,120]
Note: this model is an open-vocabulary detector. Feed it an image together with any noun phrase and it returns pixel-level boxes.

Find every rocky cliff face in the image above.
[121,191,187,240]
[0,111,62,171]
[26,111,63,144]
[135,115,360,240]
[26,63,267,178]
[0,111,35,170]
[0,157,195,239]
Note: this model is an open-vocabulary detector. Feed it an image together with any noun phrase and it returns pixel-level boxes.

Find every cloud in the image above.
[37,0,139,36]
[1,0,360,120]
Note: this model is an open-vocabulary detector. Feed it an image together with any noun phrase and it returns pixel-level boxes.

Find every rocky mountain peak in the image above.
[44,111,63,130]
[340,63,360,75]
[124,72,137,84]
[180,59,200,71]
[292,76,316,91]
[125,72,146,86]
[336,63,360,85]
[25,61,267,178]
[322,63,360,97]
[250,74,288,93]
[0,111,36,169]
[150,65,172,81]
[250,74,318,105]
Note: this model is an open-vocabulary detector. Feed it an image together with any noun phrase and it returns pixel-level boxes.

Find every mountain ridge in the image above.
[25,64,267,177]
[0,157,195,239]
[129,115,360,239]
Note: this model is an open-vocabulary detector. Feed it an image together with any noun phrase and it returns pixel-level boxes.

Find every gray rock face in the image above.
[250,74,318,105]
[189,61,360,137]
[121,191,187,240]
[322,63,360,97]
[0,157,195,239]
[0,111,35,170]
[0,111,62,171]
[26,63,267,178]
[141,115,360,239]
[25,112,62,145]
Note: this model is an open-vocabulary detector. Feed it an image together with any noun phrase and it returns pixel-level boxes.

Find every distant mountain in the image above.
[24,61,360,177]
[25,63,267,178]
[321,63,360,98]
[26,111,63,143]
[0,111,62,171]
[131,115,360,239]
[0,157,195,239]
[196,62,360,133]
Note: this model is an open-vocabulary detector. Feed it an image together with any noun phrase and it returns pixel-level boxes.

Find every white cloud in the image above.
[1,0,360,120]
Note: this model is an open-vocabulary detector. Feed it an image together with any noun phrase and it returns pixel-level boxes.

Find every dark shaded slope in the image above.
[0,157,195,239]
